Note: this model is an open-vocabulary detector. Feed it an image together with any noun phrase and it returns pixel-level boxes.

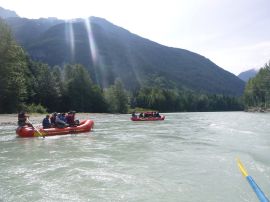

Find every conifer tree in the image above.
[0,19,28,113]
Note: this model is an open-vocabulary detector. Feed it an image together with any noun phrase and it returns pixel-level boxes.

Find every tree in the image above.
[26,62,63,112]
[243,62,270,109]
[63,64,107,112]
[104,80,129,113]
[0,19,28,113]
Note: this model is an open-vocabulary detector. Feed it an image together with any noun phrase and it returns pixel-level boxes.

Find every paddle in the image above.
[27,118,45,138]
[237,158,269,202]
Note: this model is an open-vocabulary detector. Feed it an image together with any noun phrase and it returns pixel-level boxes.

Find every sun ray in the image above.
[84,17,101,85]
[65,20,75,62]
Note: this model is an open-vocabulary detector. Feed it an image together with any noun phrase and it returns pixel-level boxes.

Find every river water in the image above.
[0,112,270,202]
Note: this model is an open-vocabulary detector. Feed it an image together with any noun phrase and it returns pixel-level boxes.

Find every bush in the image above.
[22,103,47,113]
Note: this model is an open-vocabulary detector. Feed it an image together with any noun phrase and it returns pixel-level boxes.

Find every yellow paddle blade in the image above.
[237,158,249,177]
[34,131,45,137]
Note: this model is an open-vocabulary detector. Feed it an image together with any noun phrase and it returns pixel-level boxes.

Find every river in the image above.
[0,112,270,202]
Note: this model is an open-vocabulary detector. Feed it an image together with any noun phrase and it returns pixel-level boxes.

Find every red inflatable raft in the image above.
[131,115,165,121]
[16,119,94,138]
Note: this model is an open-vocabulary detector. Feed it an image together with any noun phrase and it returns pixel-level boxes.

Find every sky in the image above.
[1,0,270,75]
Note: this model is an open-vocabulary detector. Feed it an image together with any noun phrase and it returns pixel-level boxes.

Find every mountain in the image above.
[238,69,258,82]
[0,7,18,18]
[4,14,245,96]
[5,17,64,47]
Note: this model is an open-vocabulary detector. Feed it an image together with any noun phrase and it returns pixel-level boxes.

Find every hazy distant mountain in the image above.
[5,17,64,47]
[0,7,18,18]
[4,14,245,96]
[238,69,258,82]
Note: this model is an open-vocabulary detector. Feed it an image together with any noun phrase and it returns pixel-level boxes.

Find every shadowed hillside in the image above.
[4,15,245,95]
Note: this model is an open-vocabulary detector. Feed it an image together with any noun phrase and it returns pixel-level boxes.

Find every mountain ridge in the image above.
[0,7,18,18]
[238,69,258,82]
[1,8,245,96]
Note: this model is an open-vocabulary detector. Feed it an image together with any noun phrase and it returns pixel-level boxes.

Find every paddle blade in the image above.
[237,158,249,177]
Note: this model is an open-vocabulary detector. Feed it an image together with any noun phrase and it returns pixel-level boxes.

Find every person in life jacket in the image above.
[66,111,79,126]
[55,113,68,128]
[17,111,31,127]
[42,115,51,129]
[50,112,57,127]
[131,111,137,118]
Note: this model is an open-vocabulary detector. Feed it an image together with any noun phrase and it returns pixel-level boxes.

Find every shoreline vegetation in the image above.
[245,107,270,113]
[243,62,270,112]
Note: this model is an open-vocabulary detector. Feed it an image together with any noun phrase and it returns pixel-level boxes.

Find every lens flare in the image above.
[84,17,102,85]
[84,17,97,65]
[64,20,76,62]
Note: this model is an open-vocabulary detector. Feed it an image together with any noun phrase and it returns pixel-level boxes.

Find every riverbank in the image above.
[245,107,270,112]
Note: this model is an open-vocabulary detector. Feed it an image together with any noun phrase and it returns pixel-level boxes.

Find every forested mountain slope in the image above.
[4,14,245,95]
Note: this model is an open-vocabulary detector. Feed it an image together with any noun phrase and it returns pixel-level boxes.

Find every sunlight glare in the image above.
[84,17,100,85]
[65,20,75,62]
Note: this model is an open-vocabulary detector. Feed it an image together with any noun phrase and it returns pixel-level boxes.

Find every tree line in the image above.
[243,62,270,110]
[0,19,244,114]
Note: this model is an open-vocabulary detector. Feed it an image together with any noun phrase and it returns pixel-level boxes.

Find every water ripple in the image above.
[0,112,270,201]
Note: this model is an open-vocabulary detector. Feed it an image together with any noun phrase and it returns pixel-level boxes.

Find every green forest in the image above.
[0,19,245,114]
[243,63,270,110]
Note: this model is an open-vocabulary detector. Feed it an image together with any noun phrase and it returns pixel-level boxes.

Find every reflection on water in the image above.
[0,112,270,201]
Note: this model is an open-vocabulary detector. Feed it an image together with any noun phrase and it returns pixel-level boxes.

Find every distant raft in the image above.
[16,119,94,137]
[131,115,165,121]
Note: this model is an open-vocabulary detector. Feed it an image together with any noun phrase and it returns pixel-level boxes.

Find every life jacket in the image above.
[18,112,27,126]
[50,116,56,124]
[42,118,51,128]
[66,114,75,125]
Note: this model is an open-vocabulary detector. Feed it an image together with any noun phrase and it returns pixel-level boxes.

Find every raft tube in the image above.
[131,115,165,121]
[16,119,94,137]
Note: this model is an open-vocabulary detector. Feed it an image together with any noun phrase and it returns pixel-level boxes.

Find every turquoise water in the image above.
[0,112,270,201]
